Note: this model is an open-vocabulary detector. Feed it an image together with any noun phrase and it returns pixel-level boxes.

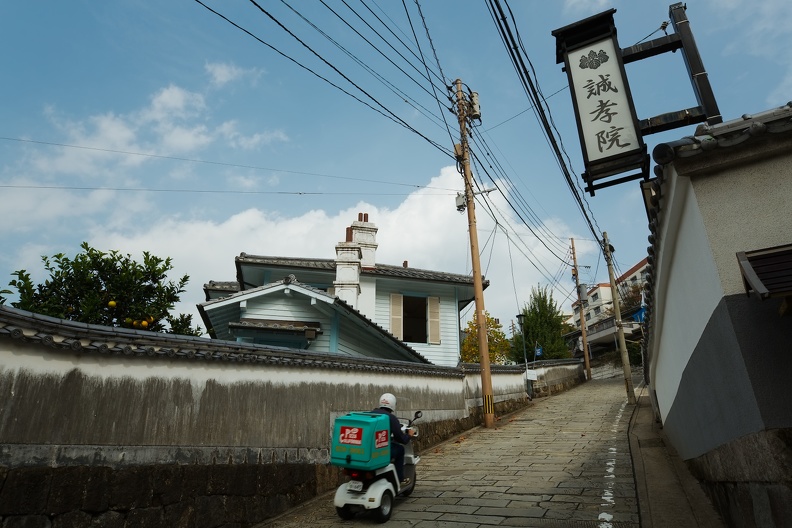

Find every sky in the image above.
[1,0,790,337]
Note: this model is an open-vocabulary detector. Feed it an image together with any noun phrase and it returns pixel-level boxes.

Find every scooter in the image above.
[333,410,422,523]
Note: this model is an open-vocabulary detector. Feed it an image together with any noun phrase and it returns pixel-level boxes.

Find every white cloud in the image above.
[705,0,792,106]
[218,120,289,150]
[226,173,260,189]
[205,62,263,88]
[142,84,206,123]
[159,124,213,153]
[82,166,581,335]
[31,109,148,177]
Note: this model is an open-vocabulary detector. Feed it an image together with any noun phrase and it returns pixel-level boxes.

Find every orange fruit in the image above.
[108,300,117,308]
[141,320,148,328]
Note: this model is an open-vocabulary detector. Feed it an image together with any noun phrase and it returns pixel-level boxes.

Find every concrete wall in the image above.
[525,361,586,398]
[0,319,528,527]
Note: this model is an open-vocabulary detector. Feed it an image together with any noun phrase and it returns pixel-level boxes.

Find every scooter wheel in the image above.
[336,505,355,520]
[401,472,416,497]
[372,489,393,523]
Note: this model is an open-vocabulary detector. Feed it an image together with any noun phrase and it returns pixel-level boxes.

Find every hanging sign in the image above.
[553,10,648,195]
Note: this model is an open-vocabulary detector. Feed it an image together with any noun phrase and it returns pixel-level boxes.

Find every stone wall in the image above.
[686,428,792,527]
[528,361,586,398]
[0,311,530,527]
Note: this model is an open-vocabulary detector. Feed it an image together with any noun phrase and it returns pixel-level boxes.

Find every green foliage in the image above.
[511,285,570,362]
[6,242,202,336]
[0,289,11,305]
[460,311,510,364]
[626,340,643,366]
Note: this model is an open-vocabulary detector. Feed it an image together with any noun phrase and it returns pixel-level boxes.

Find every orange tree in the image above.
[460,311,510,364]
[4,242,201,336]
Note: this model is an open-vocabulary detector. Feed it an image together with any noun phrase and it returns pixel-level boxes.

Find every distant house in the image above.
[569,257,648,330]
[566,257,648,355]
[198,213,484,366]
[642,103,792,524]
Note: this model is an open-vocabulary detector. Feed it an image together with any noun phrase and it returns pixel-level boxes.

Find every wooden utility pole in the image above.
[454,78,494,428]
[603,232,636,404]
[571,238,592,380]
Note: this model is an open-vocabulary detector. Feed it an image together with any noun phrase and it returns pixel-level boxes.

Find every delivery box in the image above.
[331,412,391,470]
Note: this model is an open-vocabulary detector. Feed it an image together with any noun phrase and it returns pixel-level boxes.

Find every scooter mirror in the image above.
[414,410,423,420]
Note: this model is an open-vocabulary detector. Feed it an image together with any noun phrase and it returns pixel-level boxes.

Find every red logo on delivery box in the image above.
[375,429,389,449]
[339,426,363,445]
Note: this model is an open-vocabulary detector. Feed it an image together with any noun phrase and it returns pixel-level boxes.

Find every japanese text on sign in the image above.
[569,37,639,162]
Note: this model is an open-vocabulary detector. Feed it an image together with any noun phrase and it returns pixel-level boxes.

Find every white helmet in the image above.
[378,393,396,411]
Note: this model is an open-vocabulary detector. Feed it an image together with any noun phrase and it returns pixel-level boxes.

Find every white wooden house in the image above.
[198,213,484,366]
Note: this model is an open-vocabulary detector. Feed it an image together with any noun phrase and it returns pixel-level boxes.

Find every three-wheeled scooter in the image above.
[331,410,422,523]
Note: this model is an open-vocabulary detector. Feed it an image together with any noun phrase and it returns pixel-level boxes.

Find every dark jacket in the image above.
[370,408,411,444]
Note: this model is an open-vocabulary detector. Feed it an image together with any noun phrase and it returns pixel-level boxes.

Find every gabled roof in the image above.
[234,253,485,286]
[0,305,449,374]
[198,276,429,364]
[204,280,239,301]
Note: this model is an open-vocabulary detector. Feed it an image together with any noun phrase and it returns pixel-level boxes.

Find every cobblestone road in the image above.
[258,378,639,527]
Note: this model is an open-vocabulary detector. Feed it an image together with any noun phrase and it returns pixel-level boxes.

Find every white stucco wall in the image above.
[651,166,724,422]
[690,147,792,295]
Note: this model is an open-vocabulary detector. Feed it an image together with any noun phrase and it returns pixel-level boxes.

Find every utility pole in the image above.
[571,238,592,381]
[603,232,636,405]
[454,78,494,428]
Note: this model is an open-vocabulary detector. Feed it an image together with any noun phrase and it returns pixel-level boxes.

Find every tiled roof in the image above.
[0,305,449,375]
[237,254,337,271]
[364,263,484,286]
[235,253,483,286]
[652,102,792,166]
[205,281,239,291]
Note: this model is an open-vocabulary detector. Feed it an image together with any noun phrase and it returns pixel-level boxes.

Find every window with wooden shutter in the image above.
[390,293,403,340]
[427,296,440,344]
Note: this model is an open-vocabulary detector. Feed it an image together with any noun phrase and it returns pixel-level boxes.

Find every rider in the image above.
[370,393,414,485]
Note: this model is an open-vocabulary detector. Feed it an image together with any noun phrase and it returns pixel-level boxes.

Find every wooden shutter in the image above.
[427,296,440,344]
[390,293,403,340]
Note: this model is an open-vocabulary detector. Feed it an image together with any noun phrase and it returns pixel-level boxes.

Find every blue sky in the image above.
[1,0,790,333]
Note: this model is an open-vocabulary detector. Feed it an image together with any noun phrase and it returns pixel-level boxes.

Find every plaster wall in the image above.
[681,137,792,295]
[651,166,723,423]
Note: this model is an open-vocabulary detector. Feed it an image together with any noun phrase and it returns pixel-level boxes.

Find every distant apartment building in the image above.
[570,257,648,330]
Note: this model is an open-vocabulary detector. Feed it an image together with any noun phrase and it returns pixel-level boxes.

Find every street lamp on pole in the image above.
[516,312,533,400]
[516,313,528,369]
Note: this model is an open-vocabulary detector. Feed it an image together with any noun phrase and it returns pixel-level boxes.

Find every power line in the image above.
[193,0,453,158]
[289,0,448,125]
[409,0,456,148]
[485,0,603,244]
[0,184,453,197]
[0,136,457,191]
